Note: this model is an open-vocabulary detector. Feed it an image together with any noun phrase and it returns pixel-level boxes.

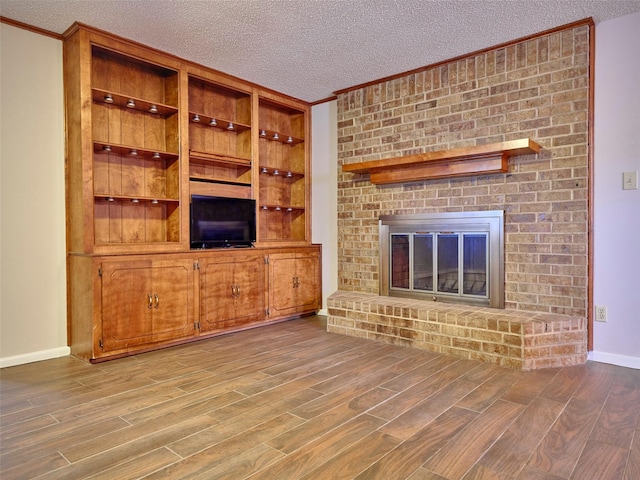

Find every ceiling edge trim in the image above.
[311,95,338,106]
[0,16,63,40]
[333,17,595,97]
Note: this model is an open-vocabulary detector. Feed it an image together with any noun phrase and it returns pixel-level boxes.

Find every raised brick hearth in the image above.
[327,291,587,370]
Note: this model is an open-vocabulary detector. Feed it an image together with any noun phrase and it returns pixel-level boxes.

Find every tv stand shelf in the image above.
[189,150,251,167]
[189,150,252,188]
[189,175,252,187]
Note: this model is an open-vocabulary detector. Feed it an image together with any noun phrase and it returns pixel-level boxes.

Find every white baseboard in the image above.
[0,346,71,369]
[316,308,328,317]
[589,351,640,370]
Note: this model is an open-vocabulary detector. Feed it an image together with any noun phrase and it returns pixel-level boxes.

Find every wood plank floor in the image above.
[1,316,639,480]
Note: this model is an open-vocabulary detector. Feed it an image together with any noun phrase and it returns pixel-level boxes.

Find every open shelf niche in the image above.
[188,76,253,198]
[257,98,308,243]
[90,45,181,248]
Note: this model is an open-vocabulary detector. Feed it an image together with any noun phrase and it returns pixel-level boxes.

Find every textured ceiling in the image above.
[2,0,640,102]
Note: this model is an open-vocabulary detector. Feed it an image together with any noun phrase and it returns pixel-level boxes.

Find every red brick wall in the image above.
[337,25,589,317]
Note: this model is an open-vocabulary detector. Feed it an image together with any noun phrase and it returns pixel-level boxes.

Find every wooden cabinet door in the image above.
[232,255,265,323]
[268,254,297,318]
[101,257,195,354]
[151,259,196,343]
[199,253,265,333]
[294,252,321,312]
[268,251,320,318]
[101,260,154,352]
[199,257,236,332]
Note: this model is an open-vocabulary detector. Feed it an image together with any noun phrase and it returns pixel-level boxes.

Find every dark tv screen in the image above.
[190,195,256,248]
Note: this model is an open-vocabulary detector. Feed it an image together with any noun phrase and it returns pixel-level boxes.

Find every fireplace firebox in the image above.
[379,211,504,308]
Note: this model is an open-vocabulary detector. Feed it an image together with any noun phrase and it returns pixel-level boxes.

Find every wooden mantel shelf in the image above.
[342,138,541,184]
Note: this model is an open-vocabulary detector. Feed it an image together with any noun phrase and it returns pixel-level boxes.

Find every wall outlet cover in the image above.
[623,171,638,190]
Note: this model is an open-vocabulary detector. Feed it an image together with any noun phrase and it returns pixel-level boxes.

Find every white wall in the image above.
[0,23,69,367]
[311,101,338,314]
[591,11,640,369]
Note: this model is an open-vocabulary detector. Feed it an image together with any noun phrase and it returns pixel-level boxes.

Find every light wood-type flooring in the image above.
[1,316,639,479]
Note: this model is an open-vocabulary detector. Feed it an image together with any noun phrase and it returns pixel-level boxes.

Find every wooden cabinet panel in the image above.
[100,257,195,354]
[101,260,154,351]
[268,249,321,319]
[201,258,236,324]
[269,256,296,315]
[69,246,319,362]
[293,254,321,310]
[150,259,195,342]
[199,253,265,333]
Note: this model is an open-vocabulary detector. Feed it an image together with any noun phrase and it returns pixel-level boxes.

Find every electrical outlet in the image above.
[595,305,607,322]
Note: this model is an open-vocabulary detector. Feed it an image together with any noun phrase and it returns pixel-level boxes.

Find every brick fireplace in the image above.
[328,22,591,370]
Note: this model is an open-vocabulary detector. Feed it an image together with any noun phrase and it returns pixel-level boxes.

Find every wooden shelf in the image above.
[189,113,250,134]
[342,138,541,184]
[92,88,178,117]
[258,166,304,179]
[189,175,251,186]
[189,150,251,166]
[260,205,304,212]
[95,194,179,204]
[189,150,252,193]
[258,129,303,145]
[93,142,179,160]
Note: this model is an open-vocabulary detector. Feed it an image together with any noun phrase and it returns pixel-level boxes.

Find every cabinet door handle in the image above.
[236,285,241,297]
[231,284,236,298]
[154,294,159,309]
[148,293,153,309]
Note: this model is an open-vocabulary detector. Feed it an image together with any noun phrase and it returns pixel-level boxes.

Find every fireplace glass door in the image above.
[380,211,504,308]
[390,231,488,300]
[414,234,434,291]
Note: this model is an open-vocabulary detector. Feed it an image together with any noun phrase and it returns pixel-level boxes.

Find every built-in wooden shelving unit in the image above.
[63,23,320,363]
[342,138,541,184]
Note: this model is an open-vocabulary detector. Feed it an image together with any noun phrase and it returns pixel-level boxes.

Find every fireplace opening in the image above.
[380,211,504,308]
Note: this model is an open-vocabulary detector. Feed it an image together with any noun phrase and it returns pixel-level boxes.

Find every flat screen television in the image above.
[190,195,256,249]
